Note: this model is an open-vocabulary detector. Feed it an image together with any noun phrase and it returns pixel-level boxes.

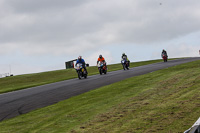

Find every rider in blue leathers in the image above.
[75,56,88,73]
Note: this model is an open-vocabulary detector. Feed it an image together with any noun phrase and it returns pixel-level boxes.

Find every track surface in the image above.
[0,57,200,121]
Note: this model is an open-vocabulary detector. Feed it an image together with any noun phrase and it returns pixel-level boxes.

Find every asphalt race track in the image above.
[0,57,200,121]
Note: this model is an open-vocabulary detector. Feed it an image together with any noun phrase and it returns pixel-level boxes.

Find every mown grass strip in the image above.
[0,59,167,94]
[0,59,199,133]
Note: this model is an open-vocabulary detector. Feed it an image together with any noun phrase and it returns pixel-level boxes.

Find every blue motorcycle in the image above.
[121,58,129,70]
[75,63,87,79]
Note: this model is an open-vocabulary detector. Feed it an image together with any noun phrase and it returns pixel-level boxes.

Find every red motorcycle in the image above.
[162,54,168,62]
[98,62,107,75]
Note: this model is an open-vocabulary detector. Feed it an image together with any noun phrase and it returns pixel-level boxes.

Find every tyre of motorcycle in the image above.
[126,62,129,70]
[77,71,81,79]
[104,69,107,74]
[99,68,102,75]
[103,66,107,74]
[83,70,87,78]
[121,61,125,70]
[122,63,125,70]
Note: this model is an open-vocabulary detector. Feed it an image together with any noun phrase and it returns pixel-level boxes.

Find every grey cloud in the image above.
[4,0,89,13]
[1,0,200,55]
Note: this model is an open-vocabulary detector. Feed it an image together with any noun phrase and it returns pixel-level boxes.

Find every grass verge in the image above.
[0,59,167,94]
[0,59,199,132]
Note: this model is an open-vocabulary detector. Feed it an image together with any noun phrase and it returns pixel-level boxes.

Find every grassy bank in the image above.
[0,59,199,132]
[0,59,165,94]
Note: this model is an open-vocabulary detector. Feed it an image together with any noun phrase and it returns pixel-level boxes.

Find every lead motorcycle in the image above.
[98,62,107,75]
[121,58,129,70]
[75,63,87,79]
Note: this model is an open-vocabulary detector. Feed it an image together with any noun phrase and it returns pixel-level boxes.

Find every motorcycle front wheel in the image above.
[122,64,125,70]
[77,71,81,79]
[99,68,102,75]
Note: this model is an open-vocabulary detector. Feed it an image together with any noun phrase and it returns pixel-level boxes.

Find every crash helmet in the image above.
[122,53,125,56]
[78,56,82,60]
[99,55,102,58]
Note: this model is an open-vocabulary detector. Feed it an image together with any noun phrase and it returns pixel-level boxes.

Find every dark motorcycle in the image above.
[98,62,107,75]
[121,59,129,70]
[162,54,168,62]
[75,63,87,79]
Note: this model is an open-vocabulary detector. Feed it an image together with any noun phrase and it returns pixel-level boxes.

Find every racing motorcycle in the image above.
[162,54,168,62]
[98,62,107,75]
[75,63,87,79]
[121,58,129,70]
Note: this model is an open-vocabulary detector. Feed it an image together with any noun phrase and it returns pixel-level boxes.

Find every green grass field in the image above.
[0,59,165,94]
[0,59,199,133]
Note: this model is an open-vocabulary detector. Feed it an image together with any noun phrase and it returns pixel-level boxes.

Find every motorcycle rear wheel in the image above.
[104,70,107,74]
[84,71,87,78]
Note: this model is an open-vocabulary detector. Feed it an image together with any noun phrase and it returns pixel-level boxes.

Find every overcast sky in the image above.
[0,0,200,75]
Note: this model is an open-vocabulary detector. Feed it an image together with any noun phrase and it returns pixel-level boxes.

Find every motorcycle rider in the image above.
[161,49,168,57]
[121,53,130,67]
[97,55,107,67]
[75,56,88,74]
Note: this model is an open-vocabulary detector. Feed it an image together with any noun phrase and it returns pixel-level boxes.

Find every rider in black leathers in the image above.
[161,49,168,57]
